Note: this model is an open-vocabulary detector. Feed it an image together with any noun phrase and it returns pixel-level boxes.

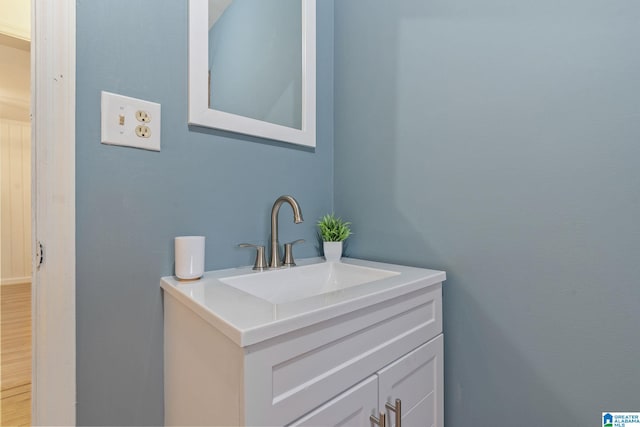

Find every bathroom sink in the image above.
[161,257,445,346]
[219,262,399,304]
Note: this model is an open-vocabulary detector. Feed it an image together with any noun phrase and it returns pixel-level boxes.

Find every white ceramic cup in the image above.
[175,236,205,280]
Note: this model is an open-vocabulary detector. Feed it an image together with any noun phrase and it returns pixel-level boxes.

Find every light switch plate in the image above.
[101,91,161,151]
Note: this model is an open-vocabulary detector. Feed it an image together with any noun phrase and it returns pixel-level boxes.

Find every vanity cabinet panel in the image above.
[163,271,445,427]
[378,335,444,427]
[164,292,245,427]
[287,376,378,427]
[243,285,442,425]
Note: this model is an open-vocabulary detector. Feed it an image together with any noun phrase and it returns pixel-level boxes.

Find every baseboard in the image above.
[1,277,31,286]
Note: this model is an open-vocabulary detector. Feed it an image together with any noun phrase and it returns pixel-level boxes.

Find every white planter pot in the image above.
[323,241,343,262]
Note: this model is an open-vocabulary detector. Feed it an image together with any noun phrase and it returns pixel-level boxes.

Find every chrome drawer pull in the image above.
[370,412,386,427]
[385,399,402,427]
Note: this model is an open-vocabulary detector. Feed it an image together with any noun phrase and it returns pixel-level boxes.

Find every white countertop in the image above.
[160,257,445,347]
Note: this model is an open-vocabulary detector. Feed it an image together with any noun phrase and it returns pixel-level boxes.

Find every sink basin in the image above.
[161,257,446,346]
[219,262,400,304]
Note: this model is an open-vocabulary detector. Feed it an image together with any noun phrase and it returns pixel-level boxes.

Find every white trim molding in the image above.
[31,0,76,425]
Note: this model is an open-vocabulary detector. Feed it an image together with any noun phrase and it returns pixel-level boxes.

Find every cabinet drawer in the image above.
[244,284,442,426]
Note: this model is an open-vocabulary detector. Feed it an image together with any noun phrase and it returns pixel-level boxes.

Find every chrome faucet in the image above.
[270,195,303,268]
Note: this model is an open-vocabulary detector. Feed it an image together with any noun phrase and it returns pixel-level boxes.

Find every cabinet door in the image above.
[377,335,443,427]
[288,376,378,427]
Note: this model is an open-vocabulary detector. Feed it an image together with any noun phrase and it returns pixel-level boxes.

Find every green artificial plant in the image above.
[317,213,352,242]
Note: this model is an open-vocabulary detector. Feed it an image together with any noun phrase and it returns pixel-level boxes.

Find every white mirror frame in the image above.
[188,0,316,148]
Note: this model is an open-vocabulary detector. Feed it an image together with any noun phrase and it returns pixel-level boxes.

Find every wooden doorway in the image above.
[1,1,75,425]
[0,4,33,425]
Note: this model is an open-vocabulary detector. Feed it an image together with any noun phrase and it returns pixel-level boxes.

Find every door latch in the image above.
[36,241,44,269]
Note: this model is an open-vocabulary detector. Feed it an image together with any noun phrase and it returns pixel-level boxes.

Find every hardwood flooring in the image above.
[0,282,31,427]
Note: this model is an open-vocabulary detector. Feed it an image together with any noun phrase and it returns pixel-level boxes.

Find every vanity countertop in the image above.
[160,257,445,347]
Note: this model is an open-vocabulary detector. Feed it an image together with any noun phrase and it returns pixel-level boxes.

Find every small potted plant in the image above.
[317,213,352,262]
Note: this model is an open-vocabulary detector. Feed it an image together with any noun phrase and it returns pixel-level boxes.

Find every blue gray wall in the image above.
[334,0,640,425]
[76,0,333,424]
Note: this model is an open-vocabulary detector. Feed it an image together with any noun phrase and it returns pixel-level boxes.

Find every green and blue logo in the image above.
[604,413,613,427]
[603,412,640,427]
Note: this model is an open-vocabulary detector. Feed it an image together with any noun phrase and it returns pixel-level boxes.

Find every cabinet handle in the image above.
[370,412,386,427]
[385,399,402,427]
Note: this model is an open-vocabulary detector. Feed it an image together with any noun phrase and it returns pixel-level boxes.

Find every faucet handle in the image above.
[239,243,268,271]
[282,239,305,267]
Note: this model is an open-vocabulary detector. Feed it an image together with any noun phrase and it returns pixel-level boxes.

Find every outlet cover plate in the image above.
[101,91,161,151]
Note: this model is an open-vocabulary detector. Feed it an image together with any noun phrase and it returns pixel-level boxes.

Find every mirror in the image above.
[208,0,302,130]
[189,0,316,147]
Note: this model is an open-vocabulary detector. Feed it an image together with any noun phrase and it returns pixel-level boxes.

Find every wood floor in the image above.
[0,282,31,427]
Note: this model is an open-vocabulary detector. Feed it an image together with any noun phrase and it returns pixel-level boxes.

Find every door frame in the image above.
[31,0,76,425]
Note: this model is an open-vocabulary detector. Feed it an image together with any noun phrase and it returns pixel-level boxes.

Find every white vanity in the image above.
[161,258,445,426]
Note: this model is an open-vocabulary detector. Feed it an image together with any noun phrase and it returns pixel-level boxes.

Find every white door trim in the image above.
[31,0,76,425]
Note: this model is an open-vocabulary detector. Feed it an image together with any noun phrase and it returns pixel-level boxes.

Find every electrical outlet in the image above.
[135,110,151,123]
[135,125,151,138]
[101,91,161,151]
